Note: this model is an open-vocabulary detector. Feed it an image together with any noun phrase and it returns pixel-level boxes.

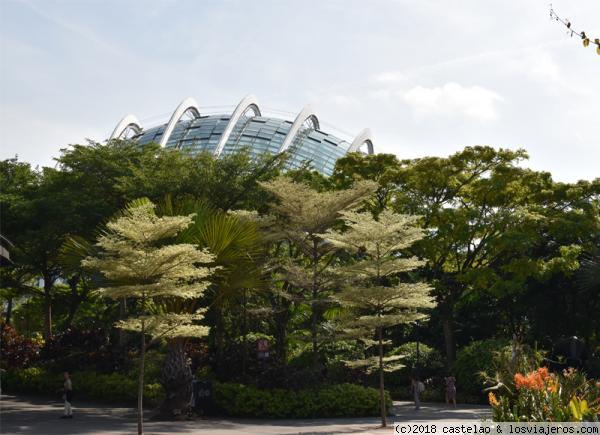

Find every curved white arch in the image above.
[109,115,142,140]
[213,94,261,156]
[347,128,374,154]
[158,98,201,147]
[277,104,320,154]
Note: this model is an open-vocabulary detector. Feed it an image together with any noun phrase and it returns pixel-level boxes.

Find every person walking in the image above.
[60,372,74,419]
[446,372,457,409]
[409,371,421,410]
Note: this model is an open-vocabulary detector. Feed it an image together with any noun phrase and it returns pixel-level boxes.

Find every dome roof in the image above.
[110,94,374,177]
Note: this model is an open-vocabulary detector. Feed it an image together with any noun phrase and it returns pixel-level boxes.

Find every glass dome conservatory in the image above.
[109,94,374,177]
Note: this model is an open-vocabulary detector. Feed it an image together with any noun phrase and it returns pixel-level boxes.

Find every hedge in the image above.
[213,382,392,418]
[2,368,164,407]
[3,368,391,418]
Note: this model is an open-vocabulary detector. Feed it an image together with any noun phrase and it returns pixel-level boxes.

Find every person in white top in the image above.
[60,372,73,419]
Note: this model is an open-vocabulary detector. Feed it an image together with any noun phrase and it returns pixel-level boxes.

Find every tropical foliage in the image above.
[2,142,600,423]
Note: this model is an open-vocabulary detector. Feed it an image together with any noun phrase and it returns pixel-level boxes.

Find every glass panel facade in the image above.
[284,127,352,176]
[176,115,231,154]
[130,113,356,177]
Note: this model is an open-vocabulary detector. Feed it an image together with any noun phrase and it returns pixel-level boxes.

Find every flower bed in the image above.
[488,368,600,422]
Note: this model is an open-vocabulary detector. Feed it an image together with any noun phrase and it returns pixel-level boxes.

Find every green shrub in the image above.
[127,350,165,384]
[287,340,363,369]
[2,368,164,407]
[2,367,59,393]
[452,338,508,399]
[213,382,392,418]
[3,368,390,416]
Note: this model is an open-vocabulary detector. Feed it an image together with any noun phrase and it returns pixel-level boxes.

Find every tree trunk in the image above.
[159,342,193,416]
[43,276,53,339]
[243,289,247,375]
[5,297,13,325]
[312,239,318,368]
[137,295,146,435]
[363,341,369,389]
[120,297,127,346]
[442,302,456,369]
[378,326,386,428]
[63,300,82,330]
[215,305,224,354]
[277,295,291,359]
[312,297,318,368]
[63,274,80,329]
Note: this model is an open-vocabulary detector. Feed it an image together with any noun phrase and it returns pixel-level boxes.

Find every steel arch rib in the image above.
[109,115,142,140]
[278,104,320,154]
[347,128,374,154]
[213,94,261,156]
[158,98,201,147]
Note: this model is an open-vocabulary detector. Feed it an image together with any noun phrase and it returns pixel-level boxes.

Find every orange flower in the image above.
[489,392,500,406]
[515,369,549,390]
[515,373,528,388]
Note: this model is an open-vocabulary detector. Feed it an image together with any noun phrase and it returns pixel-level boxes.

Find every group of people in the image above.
[409,371,457,410]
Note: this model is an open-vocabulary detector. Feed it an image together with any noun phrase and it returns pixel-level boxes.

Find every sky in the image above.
[1,0,598,183]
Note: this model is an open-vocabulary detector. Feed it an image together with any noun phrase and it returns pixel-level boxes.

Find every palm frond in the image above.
[197,212,262,266]
[322,305,350,320]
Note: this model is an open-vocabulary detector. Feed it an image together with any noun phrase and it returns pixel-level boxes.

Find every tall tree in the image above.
[259,176,378,367]
[125,147,292,212]
[386,146,600,366]
[1,157,103,337]
[82,201,215,434]
[321,210,435,428]
[331,152,401,215]
[54,139,166,211]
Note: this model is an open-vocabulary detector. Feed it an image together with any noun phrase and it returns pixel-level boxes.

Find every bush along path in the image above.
[2,368,165,407]
[2,368,392,418]
[213,382,392,418]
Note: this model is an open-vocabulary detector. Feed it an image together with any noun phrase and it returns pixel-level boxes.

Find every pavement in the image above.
[0,393,491,435]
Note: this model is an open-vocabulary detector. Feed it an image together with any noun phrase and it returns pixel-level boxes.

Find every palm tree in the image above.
[144,196,267,415]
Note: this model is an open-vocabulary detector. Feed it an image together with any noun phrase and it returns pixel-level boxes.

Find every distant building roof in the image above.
[109,94,374,177]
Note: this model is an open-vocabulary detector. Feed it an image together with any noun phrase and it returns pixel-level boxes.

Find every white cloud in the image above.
[329,95,360,107]
[401,83,504,122]
[369,89,391,100]
[375,71,407,83]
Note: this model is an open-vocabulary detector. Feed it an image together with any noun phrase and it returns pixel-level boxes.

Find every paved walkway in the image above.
[0,394,491,435]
